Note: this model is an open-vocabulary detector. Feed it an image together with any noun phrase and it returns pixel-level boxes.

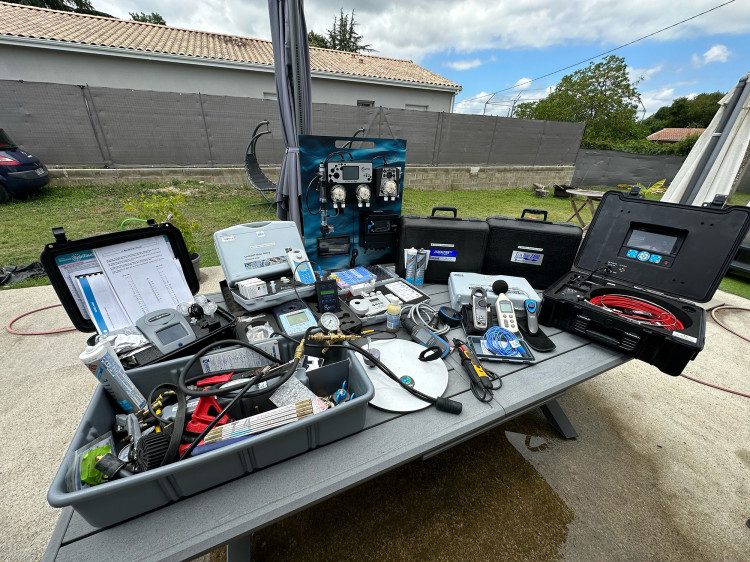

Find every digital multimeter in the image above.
[273,301,318,336]
[135,309,197,354]
[471,287,490,331]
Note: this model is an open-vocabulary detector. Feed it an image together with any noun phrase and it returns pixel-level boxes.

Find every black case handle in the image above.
[431,206,458,218]
[520,208,548,221]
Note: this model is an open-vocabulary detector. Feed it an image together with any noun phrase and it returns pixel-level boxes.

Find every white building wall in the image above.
[0,44,455,111]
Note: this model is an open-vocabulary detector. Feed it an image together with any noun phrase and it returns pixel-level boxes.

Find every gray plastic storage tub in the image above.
[47,340,374,527]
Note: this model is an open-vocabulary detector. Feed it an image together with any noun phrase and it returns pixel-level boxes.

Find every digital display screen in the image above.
[499,301,514,313]
[342,166,359,180]
[626,229,679,255]
[286,311,310,326]
[156,323,189,345]
[321,289,335,295]
[370,297,381,304]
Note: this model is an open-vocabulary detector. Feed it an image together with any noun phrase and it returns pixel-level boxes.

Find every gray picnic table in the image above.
[43,282,628,561]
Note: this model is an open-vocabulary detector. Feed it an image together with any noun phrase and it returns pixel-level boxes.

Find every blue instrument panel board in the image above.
[299,135,406,271]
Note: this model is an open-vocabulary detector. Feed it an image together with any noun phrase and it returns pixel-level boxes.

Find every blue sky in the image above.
[97,0,750,117]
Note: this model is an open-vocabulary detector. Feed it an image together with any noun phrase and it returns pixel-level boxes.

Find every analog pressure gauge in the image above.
[319,312,341,333]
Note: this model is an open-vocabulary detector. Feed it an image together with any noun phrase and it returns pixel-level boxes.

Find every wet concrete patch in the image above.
[251,424,573,561]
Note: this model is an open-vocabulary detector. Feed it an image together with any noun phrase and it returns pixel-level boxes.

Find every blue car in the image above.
[0,128,49,203]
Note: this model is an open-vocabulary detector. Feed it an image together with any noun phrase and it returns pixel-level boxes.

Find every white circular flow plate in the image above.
[354,339,449,412]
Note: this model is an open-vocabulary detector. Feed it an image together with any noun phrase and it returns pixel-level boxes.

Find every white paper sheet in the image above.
[93,235,193,321]
[54,250,102,319]
[75,273,131,334]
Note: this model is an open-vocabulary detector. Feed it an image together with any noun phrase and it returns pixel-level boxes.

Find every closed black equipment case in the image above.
[397,206,489,283]
[40,221,236,369]
[484,209,583,289]
[539,190,750,376]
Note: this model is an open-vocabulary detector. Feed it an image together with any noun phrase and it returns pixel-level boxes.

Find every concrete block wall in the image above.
[405,166,575,191]
[48,165,573,190]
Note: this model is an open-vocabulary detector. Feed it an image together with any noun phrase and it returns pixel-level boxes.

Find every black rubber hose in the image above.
[302,338,462,415]
[177,339,283,398]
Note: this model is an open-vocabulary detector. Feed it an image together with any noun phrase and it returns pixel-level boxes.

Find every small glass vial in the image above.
[386,296,402,333]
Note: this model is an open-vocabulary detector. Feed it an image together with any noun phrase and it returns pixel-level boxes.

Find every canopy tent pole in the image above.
[267,0,313,232]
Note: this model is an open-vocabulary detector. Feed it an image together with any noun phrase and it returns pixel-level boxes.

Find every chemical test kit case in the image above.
[40,222,236,368]
[214,221,316,312]
[47,339,375,527]
[539,191,750,376]
[483,209,583,289]
[397,207,489,282]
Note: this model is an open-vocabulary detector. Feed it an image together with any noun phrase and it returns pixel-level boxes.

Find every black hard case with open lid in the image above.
[539,190,750,376]
[40,221,236,369]
[397,206,490,282]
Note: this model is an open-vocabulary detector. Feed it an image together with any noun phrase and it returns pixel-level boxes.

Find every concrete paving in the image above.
[1,267,748,561]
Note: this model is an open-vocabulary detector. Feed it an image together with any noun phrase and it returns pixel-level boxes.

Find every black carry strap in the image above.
[431,206,458,218]
[519,208,549,222]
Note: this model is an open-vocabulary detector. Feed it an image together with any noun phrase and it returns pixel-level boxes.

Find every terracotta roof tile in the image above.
[647,128,706,142]
[0,3,460,90]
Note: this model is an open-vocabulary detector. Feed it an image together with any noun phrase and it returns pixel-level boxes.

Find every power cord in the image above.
[273,330,461,414]
[588,294,683,330]
[679,305,750,399]
[401,303,450,335]
[453,338,501,403]
[484,326,525,357]
[176,337,301,459]
[5,303,76,335]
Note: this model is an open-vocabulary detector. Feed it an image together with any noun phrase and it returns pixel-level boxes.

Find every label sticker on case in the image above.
[672,332,697,344]
[511,250,543,265]
[429,249,457,262]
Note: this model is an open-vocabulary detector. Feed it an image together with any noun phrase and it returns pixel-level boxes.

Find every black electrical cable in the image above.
[271,330,461,413]
[176,336,310,459]
[304,175,320,216]
[174,338,297,459]
[290,259,325,303]
[146,385,174,426]
[459,0,737,105]
[179,369,268,459]
[142,383,186,466]
[307,338,461,414]
[178,339,288,397]
[371,155,388,167]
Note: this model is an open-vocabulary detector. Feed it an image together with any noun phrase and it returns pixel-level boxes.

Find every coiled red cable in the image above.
[589,294,683,330]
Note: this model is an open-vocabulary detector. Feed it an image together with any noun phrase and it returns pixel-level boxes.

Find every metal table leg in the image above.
[227,533,253,562]
[540,398,578,439]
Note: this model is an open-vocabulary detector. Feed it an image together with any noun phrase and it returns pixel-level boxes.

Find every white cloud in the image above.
[454,92,495,115]
[628,64,662,84]
[444,59,483,71]
[691,44,731,67]
[90,1,750,63]
[455,83,553,116]
[703,44,731,64]
[513,78,532,90]
[640,87,676,117]
[686,93,698,100]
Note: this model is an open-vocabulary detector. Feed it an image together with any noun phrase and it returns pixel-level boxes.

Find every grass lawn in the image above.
[1,181,749,300]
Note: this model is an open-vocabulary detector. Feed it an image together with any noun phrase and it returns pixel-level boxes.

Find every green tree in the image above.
[643,92,724,132]
[515,55,642,144]
[2,0,111,16]
[307,29,329,49]
[312,9,374,53]
[130,11,166,25]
